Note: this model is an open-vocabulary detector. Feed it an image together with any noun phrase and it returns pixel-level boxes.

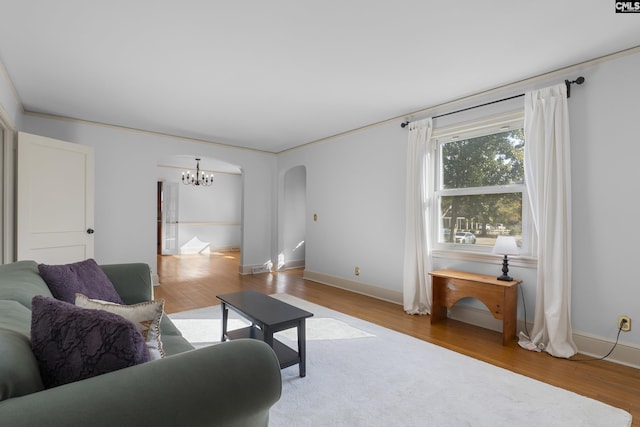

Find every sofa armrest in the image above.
[0,339,282,427]
[100,263,153,304]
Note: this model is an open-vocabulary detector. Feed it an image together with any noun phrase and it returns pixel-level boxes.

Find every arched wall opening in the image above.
[156,155,243,259]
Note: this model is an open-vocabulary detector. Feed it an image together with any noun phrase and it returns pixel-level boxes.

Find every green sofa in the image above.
[0,260,282,426]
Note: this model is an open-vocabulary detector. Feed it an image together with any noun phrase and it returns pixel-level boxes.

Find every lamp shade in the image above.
[492,236,519,256]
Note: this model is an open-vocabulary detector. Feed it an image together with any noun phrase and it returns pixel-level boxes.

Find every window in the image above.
[433,112,529,254]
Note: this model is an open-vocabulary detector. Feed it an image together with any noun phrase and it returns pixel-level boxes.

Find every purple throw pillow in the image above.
[30,296,150,388]
[38,259,123,304]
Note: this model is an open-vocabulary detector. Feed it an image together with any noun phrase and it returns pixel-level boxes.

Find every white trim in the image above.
[209,245,240,252]
[432,249,537,269]
[0,112,15,263]
[0,104,16,132]
[432,110,524,141]
[176,222,241,227]
[450,305,640,369]
[282,259,305,270]
[239,263,273,275]
[572,332,640,370]
[432,110,533,257]
[281,46,640,154]
[0,59,23,116]
[14,46,640,156]
[303,269,403,305]
[24,111,278,156]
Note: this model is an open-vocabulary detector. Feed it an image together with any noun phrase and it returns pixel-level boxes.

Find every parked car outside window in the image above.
[455,231,476,244]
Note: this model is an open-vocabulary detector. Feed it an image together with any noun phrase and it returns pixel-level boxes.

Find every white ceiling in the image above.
[1,1,639,153]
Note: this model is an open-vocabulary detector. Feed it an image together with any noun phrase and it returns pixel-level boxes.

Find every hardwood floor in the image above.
[154,252,639,425]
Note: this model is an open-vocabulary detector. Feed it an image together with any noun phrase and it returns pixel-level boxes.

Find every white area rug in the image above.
[169,294,632,427]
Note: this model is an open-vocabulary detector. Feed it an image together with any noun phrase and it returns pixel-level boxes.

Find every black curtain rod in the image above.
[401,76,585,128]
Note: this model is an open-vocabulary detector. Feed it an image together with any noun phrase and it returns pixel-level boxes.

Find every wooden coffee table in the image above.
[217,290,314,377]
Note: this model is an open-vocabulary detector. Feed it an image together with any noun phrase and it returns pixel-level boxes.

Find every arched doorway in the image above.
[156,155,242,257]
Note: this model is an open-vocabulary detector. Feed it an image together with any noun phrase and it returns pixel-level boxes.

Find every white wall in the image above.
[569,52,640,342]
[279,121,407,290]
[278,51,640,349]
[19,115,276,276]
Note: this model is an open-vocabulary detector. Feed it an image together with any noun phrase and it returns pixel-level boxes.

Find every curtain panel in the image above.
[520,84,577,358]
[402,118,433,315]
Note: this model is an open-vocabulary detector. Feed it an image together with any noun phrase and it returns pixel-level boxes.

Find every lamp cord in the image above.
[520,285,623,362]
[568,327,623,363]
[520,285,530,338]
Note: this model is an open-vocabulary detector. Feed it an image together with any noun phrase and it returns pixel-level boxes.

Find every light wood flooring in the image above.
[154,251,639,425]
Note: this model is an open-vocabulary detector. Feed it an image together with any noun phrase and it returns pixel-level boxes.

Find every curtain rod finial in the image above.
[401,120,410,128]
[565,76,585,98]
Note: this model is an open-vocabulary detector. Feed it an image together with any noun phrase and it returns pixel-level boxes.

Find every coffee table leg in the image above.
[299,319,306,377]
[264,327,274,348]
[221,302,228,342]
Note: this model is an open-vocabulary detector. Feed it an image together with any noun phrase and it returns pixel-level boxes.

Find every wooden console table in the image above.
[429,269,521,345]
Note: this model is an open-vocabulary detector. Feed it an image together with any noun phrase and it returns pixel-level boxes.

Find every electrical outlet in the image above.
[618,315,631,332]
[354,266,360,276]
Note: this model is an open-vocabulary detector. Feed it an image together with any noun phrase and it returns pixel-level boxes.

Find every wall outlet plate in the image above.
[618,315,631,332]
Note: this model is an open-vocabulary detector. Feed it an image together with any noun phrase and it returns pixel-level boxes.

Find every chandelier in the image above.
[181,158,214,186]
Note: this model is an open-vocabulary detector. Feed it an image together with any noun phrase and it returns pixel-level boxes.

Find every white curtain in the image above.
[402,118,434,315]
[520,84,577,358]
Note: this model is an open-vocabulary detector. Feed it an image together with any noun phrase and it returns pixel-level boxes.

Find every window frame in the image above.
[430,110,535,260]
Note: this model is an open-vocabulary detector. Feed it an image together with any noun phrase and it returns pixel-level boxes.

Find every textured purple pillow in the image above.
[30,296,150,388]
[38,259,123,304]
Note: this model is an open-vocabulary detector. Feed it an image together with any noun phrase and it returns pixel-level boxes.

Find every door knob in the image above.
[87,228,95,234]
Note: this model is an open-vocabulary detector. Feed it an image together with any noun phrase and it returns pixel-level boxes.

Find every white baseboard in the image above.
[449,305,640,369]
[179,245,240,255]
[212,245,241,252]
[572,332,640,369]
[303,269,640,369]
[283,259,305,270]
[239,263,273,275]
[302,270,403,305]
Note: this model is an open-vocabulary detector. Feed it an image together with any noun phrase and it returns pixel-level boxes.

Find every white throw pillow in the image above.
[75,293,165,360]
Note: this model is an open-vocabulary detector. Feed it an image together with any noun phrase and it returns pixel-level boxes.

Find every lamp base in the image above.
[497,255,512,281]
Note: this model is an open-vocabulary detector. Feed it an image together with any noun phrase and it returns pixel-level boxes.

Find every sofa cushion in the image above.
[0,300,45,401]
[0,331,45,401]
[31,296,150,388]
[38,259,123,304]
[0,299,32,338]
[0,261,52,309]
[75,293,165,360]
[100,263,154,305]
[158,314,195,355]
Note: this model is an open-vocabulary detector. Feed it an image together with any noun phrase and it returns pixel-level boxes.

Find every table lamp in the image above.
[492,236,519,281]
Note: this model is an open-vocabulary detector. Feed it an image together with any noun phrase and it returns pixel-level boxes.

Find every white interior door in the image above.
[17,132,94,264]
[162,182,179,255]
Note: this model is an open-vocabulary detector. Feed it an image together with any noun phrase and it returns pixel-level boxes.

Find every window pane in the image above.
[442,129,524,189]
[439,193,522,247]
